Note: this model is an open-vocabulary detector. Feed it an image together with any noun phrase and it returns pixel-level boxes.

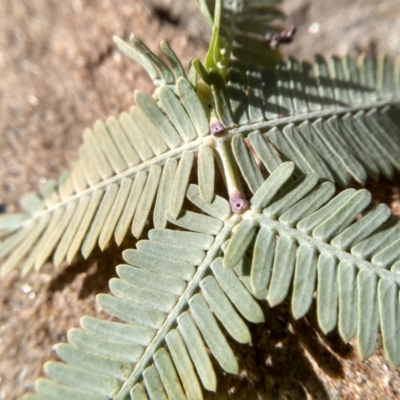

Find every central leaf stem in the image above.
[214,135,249,214]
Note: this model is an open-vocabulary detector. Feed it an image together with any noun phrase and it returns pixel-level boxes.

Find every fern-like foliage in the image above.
[198,19,400,184]
[221,54,400,186]
[24,165,400,399]
[0,36,210,276]
[1,23,400,276]
[1,0,400,397]
[0,0,284,275]
[1,0,399,277]
[196,0,285,71]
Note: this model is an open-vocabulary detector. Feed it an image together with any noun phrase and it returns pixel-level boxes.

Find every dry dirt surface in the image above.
[1,1,400,399]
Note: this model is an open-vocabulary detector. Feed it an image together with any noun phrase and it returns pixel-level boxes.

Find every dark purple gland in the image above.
[210,121,225,136]
[229,191,249,214]
[265,26,296,49]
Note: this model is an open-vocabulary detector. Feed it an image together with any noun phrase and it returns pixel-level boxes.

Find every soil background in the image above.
[1,1,400,399]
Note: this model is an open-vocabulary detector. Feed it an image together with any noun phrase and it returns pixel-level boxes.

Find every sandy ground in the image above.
[1,0,400,399]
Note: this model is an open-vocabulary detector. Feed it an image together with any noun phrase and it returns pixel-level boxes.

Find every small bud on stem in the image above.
[210,120,226,137]
[265,26,296,49]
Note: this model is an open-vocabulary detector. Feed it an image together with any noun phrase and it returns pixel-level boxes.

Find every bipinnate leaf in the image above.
[3,3,400,398]
[25,165,400,398]
[2,27,400,279]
